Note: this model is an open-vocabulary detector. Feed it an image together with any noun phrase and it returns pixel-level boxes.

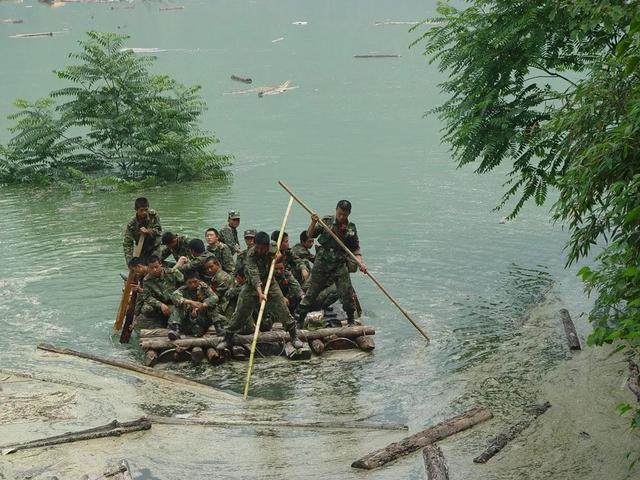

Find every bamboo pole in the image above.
[114,233,146,331]
[278,181,430,344]
[243,196,294,400]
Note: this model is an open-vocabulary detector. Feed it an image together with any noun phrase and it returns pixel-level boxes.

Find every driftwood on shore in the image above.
[559,309,581,350]
[423,444,449,480]
[36,343,237,399]
[149,415,408,431]
[628,361,640,402]
[1,418,150,455]
[473,402,551,463]
[351,407,493,470]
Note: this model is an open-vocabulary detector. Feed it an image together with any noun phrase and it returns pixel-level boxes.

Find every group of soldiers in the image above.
[123,197,367,351]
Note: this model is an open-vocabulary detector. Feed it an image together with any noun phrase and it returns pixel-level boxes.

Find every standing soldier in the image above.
[235,229,256,275]
[123,197,162,264]
[221,232,303,350]
[296,200,367,327]
[219,210,241,254]
[205,228,235,273]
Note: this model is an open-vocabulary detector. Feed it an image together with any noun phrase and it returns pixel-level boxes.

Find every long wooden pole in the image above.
[278,181,430,344]
[114,233,146,331]
[243,196,294,400]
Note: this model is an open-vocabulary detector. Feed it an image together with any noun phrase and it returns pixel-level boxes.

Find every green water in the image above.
[0,1,635,479]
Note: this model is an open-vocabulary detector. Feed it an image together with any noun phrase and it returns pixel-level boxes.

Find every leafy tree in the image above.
[412,0,640,432]
[0,31,230,186]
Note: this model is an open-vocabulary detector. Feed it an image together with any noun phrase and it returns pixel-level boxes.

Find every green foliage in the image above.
[0,31,230,187]
[413,0,640,435]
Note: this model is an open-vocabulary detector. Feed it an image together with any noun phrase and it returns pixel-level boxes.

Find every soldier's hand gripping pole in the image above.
[114,233,146,331]
[243,196,295,400]
[278,181,431,344]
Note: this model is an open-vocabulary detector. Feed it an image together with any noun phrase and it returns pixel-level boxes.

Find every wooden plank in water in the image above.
[284,342,311,360]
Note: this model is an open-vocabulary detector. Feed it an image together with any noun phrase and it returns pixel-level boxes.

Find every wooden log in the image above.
[159,6,184,11]
[140,325,375,350]
[149,415,408,431]
[423,444,449,480]
[324,336,359,351]
[231,345,248,360]
[559,309,581,350]
[36,344,237,399]
[284,341,312,360]
[190,347,205,365]
[143,350,158,367]
[256,342,284,356]
[352,407,493,470]
[1,418,150,455]
[231,74,253,84]
[206,347,219,364]
[1,19,24,24]
[355,335,375,351]
[473,402,551,463]
[310,339,325,355]
[628,361,640,403]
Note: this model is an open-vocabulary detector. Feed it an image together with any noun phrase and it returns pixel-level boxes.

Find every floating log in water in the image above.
[284,341,312,360]
[143,349,158,367]
[473,402,551,463]
[628,361,640,402]
[190,346,205,365]
[352,407,493,470]
[0,418,150,455]
[159,6,184,11]
[423,444,449,480]
[559,309,581,350]
[310,339,325,355]
[0,368,101,391]
[224,80,299,97]
[356,335,375,351]
[354,54,400,58]
[149,415,408,431]
[36,343,237,398]
[231,74,252,84]
[1,19,24,24]
[9,31,66,38]
[374,20,419,26]
[139,325,375,350]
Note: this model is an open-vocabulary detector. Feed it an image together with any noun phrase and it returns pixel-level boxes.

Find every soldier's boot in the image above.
[296,306,309,329]
[288,326,304,349]
[346,310,356,327]
[217,330,235,351]
[214,321,227,350]
[167,323,181,341]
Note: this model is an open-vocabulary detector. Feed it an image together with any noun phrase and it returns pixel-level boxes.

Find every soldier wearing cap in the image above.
[220,210,241,254]
[235,228,256,275]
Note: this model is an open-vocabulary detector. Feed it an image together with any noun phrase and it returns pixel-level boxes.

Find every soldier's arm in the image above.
[123,222,135,263]
[149,212,162,239]
[202,286,219,307]
[171,287,186,306]
[141,285,162,309]
[307,213,321,239]
[221,245,235,273]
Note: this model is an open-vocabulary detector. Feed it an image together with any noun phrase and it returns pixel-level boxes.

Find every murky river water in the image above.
[0,1,638,479]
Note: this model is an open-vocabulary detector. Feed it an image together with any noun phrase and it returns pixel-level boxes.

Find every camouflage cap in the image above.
[243,229,257,238]
[228,210,240,219]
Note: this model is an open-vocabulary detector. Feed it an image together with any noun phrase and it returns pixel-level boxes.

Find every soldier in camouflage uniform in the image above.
[296,200,367,327]
[292,230,316,268]
[127,257,148,318]
[123,197,162,264]
[168,269,223,340]
[205,228,235,273]
[219,210,241,254]
[270,231,310,285]
[154,231,192,263]
[234,229,256,275]
[203,257,234,320]
[175,239,214,276]
[136,255,184,328]
[221,232,303,349]
[274,261,303,315]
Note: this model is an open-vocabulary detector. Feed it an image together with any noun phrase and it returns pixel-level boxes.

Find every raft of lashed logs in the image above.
[138,321,376,366]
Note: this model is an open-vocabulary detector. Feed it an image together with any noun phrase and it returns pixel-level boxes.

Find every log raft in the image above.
[139,322,375,366]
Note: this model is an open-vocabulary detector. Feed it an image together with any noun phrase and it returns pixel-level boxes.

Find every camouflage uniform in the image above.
[300,215,360,320]
[179,251,214,277]
[206,242,235,274]
[280,247,307,285]
[123,209,162,264]
[275,268,303,315]
[219,225,240,252]
[137,268,184,327]
[235,249,248,275]
[204,269,234,317]
[169,282,219,336]
[292,242,315,265]
[228,244,295,334]
[154,235,192,263]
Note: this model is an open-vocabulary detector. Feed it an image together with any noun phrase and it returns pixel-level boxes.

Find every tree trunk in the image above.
[473,402,551,463]
[559,309,581,350]
[351,407,493,470]
[310,339,325,355]
[1,418,150,455]
[355,336,375,351]
[423,444,449,480]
